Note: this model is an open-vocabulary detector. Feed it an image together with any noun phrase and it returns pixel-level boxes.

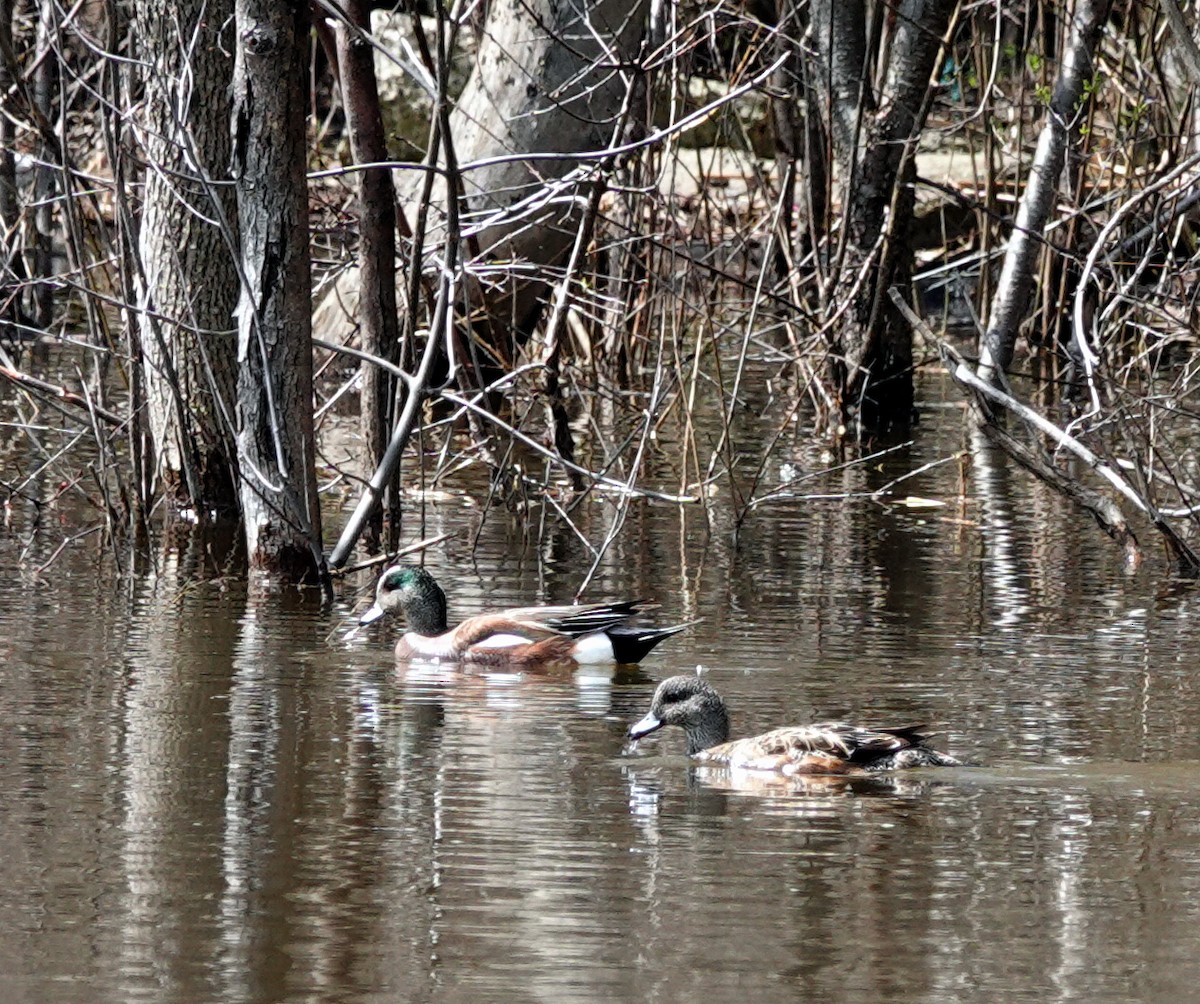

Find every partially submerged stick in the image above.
[890,287,1200,574]
[0,349,122,426]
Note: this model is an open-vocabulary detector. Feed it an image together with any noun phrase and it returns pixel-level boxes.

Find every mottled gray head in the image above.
[628,674,731,755]
[359,564,448,636]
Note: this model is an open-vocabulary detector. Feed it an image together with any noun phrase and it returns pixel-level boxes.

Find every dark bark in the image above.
[813,0,869,177]
[767,0,804,279]
[333,2,400,548]
[232,0,326,583]
[31,2,55,328]
[0,1,20,341]
[791,0,829,277]
[810,0,957,434]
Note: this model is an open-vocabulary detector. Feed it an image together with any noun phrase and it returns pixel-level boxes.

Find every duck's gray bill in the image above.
[359,603,385,626]
[628,712,664,740]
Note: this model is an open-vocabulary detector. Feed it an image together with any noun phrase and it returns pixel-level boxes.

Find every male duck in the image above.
[360,564,688,665]
[627,675,960,774]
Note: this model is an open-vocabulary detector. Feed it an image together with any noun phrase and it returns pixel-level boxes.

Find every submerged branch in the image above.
[891,287,1200,575]
[331,530,455,578]
[440,390,698,505]
[327,326,444,569]
[0,350,123,426]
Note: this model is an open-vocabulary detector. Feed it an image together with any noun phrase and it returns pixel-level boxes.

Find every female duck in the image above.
[627,675,960,774]
[360,564,687,665]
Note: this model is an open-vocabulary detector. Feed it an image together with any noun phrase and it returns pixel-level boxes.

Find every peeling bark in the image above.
[415,0,646,349]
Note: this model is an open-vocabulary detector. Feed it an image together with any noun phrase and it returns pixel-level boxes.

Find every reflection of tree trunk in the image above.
[968,425,1034,629]
[132,0,239,517]
[232,0,326,582]
[221,588,429,997]
[118,548,237,989]
[810,0,956,434]
[419,0,646,357]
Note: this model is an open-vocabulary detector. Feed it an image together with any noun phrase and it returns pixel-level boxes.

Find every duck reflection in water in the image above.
[623,763,949,821]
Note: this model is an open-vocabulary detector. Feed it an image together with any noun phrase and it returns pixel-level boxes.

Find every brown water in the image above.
[4,374,1200,1002]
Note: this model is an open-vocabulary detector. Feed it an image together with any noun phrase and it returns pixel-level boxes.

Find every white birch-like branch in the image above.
[976,0,1108,388]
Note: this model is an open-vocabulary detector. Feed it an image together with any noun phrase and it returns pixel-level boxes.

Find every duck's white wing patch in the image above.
[472,633,530,649]
[570,632,616,664]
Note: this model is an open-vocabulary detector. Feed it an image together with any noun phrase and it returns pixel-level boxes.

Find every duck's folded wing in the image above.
[699,727,856,773]
[808,722,940,762]
[703,724,907,766]
[496,601,648,637]
[699,723,948,774]
[450,614,566,649]
[743,725,861,758]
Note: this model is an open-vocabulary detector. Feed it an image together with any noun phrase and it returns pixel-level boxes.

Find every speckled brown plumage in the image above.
[628,675,959,774]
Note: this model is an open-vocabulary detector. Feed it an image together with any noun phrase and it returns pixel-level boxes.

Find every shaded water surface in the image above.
[4,378,1200,1001]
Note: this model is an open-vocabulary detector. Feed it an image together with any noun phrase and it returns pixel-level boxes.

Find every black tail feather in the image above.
[605,622,691,664]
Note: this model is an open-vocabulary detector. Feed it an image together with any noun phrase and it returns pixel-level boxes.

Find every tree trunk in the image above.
[333,2,400,549]
[420,0,646,350]
[30,1,56,329]
[977,0,1110,389]
[0,1,21,341]
[232,0,326,583]
[132,0,240,517]
[810,0,956,434]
